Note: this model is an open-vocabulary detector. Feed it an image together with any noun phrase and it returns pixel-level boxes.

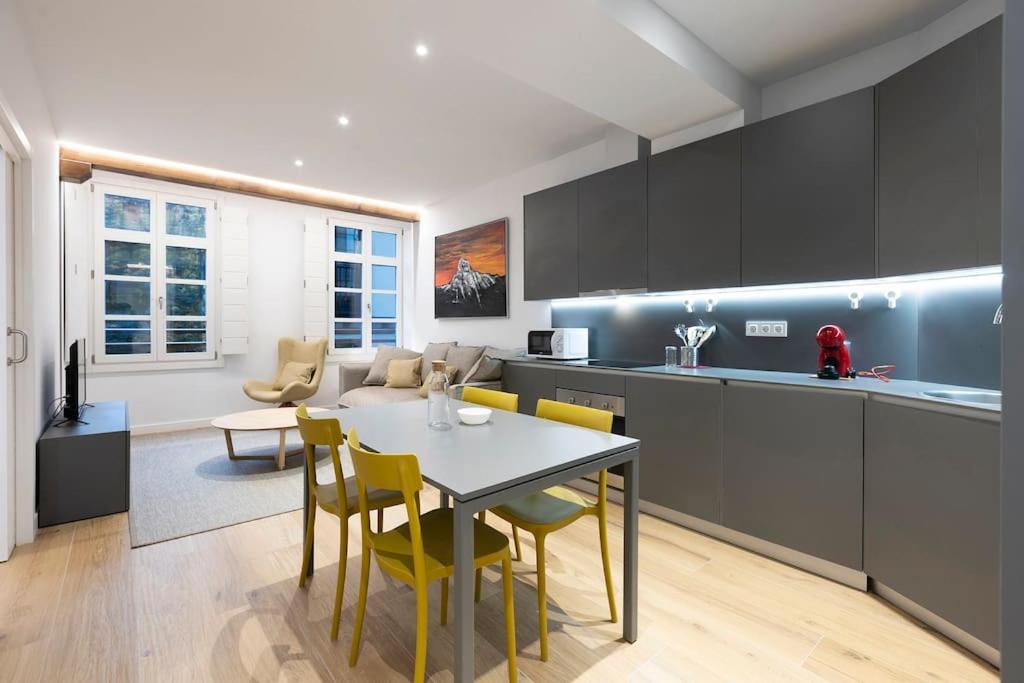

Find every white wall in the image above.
[65,171,412,430]
[0,0,61,547]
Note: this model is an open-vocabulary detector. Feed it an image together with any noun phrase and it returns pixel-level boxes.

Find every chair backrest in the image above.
[535,398,613,432]
[278,337,328,389]
[295,404,346,500]
[462,386,519,412]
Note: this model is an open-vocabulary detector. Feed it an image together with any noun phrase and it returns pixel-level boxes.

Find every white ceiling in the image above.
[652,0,967,84]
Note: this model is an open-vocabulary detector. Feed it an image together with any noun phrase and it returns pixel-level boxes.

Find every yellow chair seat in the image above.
[314,477,403,515]
[374,508,511,584]
[494,486,592,527]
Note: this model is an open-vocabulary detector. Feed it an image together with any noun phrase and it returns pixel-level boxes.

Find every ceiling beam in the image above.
[59,146,420,222]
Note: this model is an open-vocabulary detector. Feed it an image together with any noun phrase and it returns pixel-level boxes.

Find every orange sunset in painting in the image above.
[434,218,508,318]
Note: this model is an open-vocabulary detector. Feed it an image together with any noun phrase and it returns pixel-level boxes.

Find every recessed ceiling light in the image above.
[294,159,304,167]
[337,115,350,127]
[415,43,429,58]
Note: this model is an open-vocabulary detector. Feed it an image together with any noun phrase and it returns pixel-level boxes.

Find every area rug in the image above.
[128,427,340,548]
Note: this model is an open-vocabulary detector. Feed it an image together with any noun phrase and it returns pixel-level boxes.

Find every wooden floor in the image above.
[0,489,997,682]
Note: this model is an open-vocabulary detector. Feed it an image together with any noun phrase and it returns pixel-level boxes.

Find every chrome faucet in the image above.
[994,304,1003,325]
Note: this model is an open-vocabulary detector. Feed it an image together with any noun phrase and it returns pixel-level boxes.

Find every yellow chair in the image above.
[347,428,517,683]
[487,398,617,661]
[294,405,404,641]
[461,386,519,413]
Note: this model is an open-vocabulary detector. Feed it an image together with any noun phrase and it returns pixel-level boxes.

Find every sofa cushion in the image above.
[273,361,315,390]
[338,386,423,408]
[364,346,421,385]
[420,342,456,382]
[445,345,485,383]
[385,357,422,388]
[418,364,458,398]
[466,346,526,382]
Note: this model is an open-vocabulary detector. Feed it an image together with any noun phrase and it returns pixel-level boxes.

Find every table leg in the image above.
[622,451,639,643]
[440,492,450,509]
[224,430,237,459]
[277,429,287,470]
[304,451,314,578]
[453,500,475,682]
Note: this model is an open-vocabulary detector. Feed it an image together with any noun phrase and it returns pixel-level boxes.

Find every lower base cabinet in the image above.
[722,382,864,570]
[864,398,1000,648]
[501,364,557,415]
[626,376,722,523]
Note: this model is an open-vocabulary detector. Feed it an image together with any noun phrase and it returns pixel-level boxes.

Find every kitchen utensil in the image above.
[694,324,717,348]
[457,406,492,425]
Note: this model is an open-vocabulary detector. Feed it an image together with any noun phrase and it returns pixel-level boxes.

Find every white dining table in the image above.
[307,399,641,682]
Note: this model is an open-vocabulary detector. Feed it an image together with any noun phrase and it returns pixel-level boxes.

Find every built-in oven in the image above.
[554,387,626,491]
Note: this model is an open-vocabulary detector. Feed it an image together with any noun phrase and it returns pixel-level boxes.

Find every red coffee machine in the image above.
[816,324,855,380]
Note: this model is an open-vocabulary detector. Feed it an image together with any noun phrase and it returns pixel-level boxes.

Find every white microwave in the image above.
[527,328,589,359]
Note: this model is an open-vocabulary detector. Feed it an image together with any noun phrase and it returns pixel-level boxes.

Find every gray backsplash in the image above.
[551,279,1001,389]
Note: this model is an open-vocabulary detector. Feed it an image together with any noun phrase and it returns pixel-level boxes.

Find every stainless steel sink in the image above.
[920,390,1002,408]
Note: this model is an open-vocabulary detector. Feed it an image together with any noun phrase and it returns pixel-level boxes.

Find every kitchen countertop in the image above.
[507,358,1001,414]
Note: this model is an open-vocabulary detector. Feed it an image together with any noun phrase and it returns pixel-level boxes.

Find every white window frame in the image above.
[326,215,405,357]
[91,181,219,370]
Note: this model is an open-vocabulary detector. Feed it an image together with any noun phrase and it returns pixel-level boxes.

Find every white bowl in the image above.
[457,407,492,425]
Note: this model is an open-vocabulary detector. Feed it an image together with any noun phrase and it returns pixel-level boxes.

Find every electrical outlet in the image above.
[746,320,788,337]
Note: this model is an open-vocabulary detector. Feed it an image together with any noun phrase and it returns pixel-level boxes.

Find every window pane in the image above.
[166,283,207,316]
[166,321,207,353]
[104,194,151,232]
[371,322,397,347]
[334,226,362,254]
[105,241,151,276]
[105,281,150,315]
[371,293,397,319]
[105,319,151,355]
[334,261,362,289]
[371,264,397,291]
[334,291,362,318]
[372,231,397,257]
[334,321,362,349]
[165,246,207,280]
[166,202,207,237]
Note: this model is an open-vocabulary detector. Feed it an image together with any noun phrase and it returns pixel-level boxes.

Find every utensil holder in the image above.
[680,347,699,368]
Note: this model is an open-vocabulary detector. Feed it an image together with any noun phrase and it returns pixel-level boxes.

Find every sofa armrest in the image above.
[339,361,373,396]
[450,380,502,400]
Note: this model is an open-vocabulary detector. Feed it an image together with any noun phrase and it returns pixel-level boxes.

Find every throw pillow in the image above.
[445,345,485,384]
[465,346,526,382]
[364,346,421,385]
[273,361,315,390]
[418,364,458,398]
[385,357,422,388]
[420,342,457,382]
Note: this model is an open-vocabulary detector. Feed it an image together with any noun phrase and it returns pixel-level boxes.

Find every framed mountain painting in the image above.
[434,218,508,318]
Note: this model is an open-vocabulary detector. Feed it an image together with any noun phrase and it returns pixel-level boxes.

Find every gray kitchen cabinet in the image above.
[722,382,863,569]
[523,180,579,300]
[647,130,741,292]
[878,17,1003,275]
[626,376,722,523]
[864,398,999,647]
[578,160,647,294]
[741,88,876,286]
[501,363,557,415]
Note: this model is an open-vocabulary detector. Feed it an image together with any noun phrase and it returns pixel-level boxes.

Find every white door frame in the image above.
[0,90,37,556]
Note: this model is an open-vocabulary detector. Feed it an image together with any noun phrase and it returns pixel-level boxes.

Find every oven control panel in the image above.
[555,388,626,417]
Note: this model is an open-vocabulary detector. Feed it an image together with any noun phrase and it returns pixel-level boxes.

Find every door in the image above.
[578,160,647,294]
[523,180,579,300]
[1,147,17,560]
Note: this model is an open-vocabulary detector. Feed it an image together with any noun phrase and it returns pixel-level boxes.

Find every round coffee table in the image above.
[211,407,327,470]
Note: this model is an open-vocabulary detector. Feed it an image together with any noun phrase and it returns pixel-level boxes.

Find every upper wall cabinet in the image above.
[648,130,741,292]
[878,17,1003,275]
[578,160,647,294]
[741,87,877,286]
[523,180,579,301]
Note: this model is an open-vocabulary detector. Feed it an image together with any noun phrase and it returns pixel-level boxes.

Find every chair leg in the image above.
[298,502,316,588]
[330,517,349,640]
[348,547,372,667]
[512,526,522,561]
[501,554,517,683]
[413,580,429,683]
[535,532,549,662]
[598,506,618,624]
[376,507,384,533]
[440,577,449,626]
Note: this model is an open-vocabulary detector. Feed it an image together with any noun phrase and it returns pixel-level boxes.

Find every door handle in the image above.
[7,326,27,366]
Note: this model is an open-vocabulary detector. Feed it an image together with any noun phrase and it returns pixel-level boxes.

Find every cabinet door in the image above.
[741,88,876,286]
[626,376,722,523]
[976,16,1003,266]
[523,180,579,300]
[501,363,557,415]
[864,399,999,647]
[722,383,863,569]
[648,130,741,292]
[878,29,979,275]
[578,160,647,294]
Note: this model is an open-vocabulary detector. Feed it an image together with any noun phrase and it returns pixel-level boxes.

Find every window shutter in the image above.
[304,217,329,343]
[220,205,249,355]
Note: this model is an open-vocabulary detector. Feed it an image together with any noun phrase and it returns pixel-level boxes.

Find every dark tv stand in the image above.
[37,401,130,527]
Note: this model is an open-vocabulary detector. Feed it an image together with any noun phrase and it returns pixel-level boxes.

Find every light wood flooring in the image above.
[0,489,998,682]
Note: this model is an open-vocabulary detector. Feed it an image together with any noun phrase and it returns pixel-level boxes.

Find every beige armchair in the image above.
[244,337,328,407]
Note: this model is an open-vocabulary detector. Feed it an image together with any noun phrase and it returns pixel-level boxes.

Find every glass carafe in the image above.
[426,359,452,431]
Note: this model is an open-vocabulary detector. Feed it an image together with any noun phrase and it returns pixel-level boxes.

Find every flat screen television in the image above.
[64,338,86,420]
